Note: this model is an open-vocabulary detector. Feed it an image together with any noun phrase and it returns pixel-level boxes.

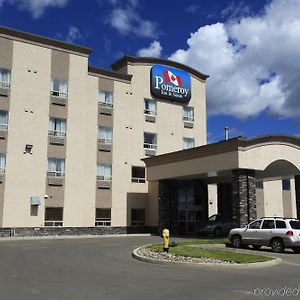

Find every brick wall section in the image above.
[295,175,300,219]
[158,180,179,235]
[232,169,256,227]
[0,226,157,238]
[217,183,232,215]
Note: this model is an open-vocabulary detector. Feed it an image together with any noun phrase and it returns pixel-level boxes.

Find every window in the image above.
[249,220,262,229]
[97,163,112,180]
[144,132,157,149]
[256,181,264,189]
[95,208,111,226]
[0,153,6,174]
[0,111,8,130]
[49,118,66,137]
[183,138,194,149]
[276,220,287,229]
[98,126,113,144]
[131,209,145,226]
[131,166,146,183]
[47,158,65,177]
[98,90,113,107]
[0,68,11,88]
[51,79,68,98]
[262,220,275,229]
[282,179,291,191]
[44,207,63,226]
[144,99,156,116]
[183,106,194,122]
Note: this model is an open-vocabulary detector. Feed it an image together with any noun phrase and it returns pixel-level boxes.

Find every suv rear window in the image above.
[275,220,287,229]
[290,221,300,229]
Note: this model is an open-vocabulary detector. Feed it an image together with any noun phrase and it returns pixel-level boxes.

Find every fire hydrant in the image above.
[161,228,170,252]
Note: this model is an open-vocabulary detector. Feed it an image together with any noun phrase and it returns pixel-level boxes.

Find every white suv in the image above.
[228,217,300,253]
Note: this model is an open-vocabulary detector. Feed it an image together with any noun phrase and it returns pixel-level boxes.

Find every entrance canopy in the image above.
[143,135,300,184]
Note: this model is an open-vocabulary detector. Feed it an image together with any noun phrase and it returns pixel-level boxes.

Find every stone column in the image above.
[232,169,256,227]
[217,183,232,216]
[158,180,178,235]
[294,175,300,219]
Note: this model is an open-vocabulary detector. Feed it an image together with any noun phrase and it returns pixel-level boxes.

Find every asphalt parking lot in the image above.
[0,235,300,300]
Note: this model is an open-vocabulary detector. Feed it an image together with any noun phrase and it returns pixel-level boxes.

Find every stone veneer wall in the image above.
[158,180,179,235]
[0,226,157,238]
[232,169,256,227]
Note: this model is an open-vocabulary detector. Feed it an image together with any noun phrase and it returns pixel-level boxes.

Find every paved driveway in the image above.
[0,235,300,300]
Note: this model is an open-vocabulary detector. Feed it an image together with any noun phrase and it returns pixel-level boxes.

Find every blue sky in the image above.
[1,0,300,143]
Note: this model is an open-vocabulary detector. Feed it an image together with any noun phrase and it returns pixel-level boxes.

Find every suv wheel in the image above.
[214,227,223,237]
[231,235,242,248]
[271,238,284,253]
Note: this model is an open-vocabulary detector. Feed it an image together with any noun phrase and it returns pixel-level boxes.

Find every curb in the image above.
[132,246,282,269]
[0,233,152,242]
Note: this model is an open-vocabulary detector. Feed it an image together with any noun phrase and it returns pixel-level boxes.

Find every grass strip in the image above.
[147,240,273,264]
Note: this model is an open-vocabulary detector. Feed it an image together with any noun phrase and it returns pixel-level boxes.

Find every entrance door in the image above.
[178,188,203,234]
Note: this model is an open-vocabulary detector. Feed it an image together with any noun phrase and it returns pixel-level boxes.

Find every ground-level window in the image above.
[131,166,145,183]
[183,138,194,149]
[95,208,111,226]
[44,207,63,226]
[131,209,145,226]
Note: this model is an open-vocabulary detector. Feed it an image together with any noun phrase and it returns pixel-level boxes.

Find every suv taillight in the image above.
[286,230,294,237]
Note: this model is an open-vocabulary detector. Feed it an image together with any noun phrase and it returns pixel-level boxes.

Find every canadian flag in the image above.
[163,70,182,87]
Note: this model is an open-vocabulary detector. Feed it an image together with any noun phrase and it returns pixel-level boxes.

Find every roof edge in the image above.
[0,26,93,56]
[111,55,209,81]
[88,65,132,81]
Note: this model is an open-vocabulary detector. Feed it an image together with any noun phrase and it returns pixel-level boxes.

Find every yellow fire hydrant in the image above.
[161,228,170,252]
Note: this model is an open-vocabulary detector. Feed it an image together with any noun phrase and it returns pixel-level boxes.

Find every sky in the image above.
[0,0,300,143]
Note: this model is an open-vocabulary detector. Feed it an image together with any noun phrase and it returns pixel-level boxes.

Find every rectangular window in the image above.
[51,79,68,98]
[44,207,63,226]
[49,118,67,137]
[97,163,112,180]
[183,138,194,149]
[144,132,157,149]
[98,90,113,107]
[0,153,6,174]
[144,99,156,116]
[275,220,287,229]
[183,106,194,122]
[95,208,111,226]
[131,166,146,183]
[98,126,113,144]
[0,68,11,88]
[0,111,8,130]
[282,179,291,191]
[131,209,145,226]
[47,158,65,177]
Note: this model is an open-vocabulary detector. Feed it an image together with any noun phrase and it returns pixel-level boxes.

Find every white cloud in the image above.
[106,1,159,38]
[7,0,69,18]
[136,40,162,57]
[170,0,300,120]
[185,5,199,13]
[65,26,82,43]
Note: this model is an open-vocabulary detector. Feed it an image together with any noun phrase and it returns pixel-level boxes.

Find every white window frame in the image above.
[47,158,65,177]
[183,137,195,149]
[98,126,113,144]
[97,163,112,181]
[98,90,113,108]
[51,79,68,98]
[183,106,194,122]
[48,117,67,137]
[0,68,11,88]
[95,208,111,227]
[144,132,157,149]
[144,99,157,116]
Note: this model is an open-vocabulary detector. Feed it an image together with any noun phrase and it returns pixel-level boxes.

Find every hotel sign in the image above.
[151,65,191,102]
